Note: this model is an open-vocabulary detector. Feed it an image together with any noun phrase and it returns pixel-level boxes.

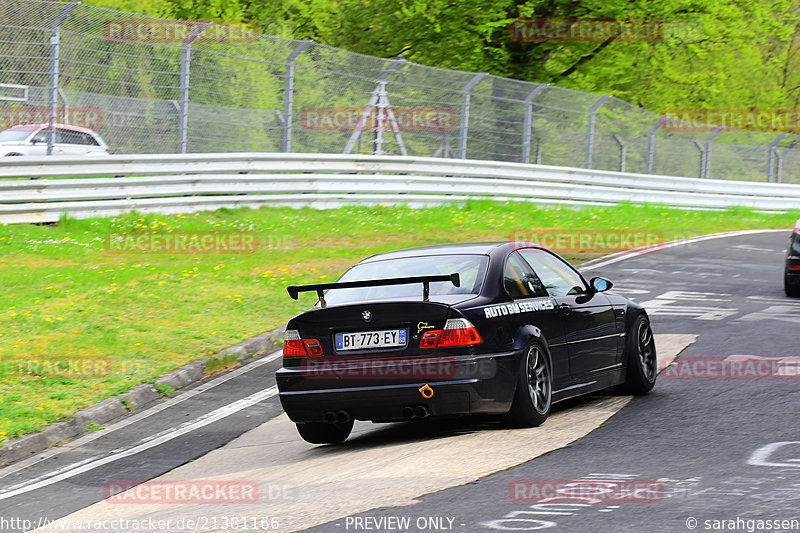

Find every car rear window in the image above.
[324,254,489,305]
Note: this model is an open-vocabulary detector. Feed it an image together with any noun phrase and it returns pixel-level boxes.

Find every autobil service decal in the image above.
[483,298,555,318]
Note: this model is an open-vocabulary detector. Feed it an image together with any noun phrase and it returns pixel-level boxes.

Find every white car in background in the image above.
[0,123,112,156]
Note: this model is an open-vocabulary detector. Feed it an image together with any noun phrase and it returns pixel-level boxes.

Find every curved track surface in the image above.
[0,229,794,532]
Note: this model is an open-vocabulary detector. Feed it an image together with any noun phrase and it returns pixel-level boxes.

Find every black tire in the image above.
[295,420,353,444]
[618,314,657,394]
[503,341,552,427]
[785,274,800,297]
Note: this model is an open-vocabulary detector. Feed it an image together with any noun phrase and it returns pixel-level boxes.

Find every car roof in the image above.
[357,241,549,263]
[4,124,41,132]
[4,123,97,134]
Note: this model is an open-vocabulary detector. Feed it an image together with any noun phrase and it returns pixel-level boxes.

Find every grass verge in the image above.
[0,201,797,443]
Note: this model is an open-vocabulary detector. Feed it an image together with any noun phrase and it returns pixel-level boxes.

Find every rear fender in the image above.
[512,326,552,366]
[511,325,545,351]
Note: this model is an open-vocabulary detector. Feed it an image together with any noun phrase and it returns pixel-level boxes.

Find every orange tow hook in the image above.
[419,384,434,399]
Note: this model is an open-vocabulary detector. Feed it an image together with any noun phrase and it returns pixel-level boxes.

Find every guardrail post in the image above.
[521,83,549,163]
[177,22,211,154]
[701,125,725,179]
[612,134,626,172]
[458,72,487,159]
[281,40,311,153]
[46,1,78,156]
[646,119,661,174]
[584,95,610,169]
[767,133,787,183]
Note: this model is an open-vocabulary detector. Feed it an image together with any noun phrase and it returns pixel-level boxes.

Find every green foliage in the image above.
[205,352,240,374]
[84,0,800,112]
[155,383,174,396]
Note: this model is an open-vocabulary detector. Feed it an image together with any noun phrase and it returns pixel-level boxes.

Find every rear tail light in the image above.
[439,318,482,347]
[303,339,324,356]
[420,318,482,349]
[794,220,800,235]
[419,330,442,349]
[105,148,114,154]
[283,329,308,357]
[282,330,323,357]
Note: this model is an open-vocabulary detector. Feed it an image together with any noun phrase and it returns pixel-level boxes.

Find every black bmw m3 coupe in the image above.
[276,242,656,444]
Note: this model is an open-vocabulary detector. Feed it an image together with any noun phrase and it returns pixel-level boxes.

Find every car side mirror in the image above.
[590,277,613,293]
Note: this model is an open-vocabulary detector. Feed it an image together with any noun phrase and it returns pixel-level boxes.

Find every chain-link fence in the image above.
[2,0,800,182]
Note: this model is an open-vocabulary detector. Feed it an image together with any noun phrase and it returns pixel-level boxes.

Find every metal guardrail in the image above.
[1,153,799,224]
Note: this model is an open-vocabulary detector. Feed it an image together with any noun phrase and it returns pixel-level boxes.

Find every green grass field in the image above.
[1,201,797,444]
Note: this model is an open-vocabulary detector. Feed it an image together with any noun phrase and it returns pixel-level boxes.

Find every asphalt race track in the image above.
[0,229,797,533]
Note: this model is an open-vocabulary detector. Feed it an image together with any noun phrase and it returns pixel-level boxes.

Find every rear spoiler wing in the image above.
[287,273,460,308]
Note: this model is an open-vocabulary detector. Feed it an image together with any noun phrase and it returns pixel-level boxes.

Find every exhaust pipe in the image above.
[335,411,352,423]
[402,406,416,420]
[323,411,337,424]
[414,405,430,419]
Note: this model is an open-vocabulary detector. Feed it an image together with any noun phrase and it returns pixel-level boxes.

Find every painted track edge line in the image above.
[0,387,278,501]
[582,229,788,270]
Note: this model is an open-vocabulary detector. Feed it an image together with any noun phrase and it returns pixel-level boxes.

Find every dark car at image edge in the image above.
[786,218,800,297]
[275,242,657,444]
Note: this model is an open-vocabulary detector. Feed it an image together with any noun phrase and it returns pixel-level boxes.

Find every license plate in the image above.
[335,329,407,351]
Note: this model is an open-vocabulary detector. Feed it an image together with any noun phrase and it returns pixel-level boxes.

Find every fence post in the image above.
[521,83,549,163]
[46,1,78,156]
[281,40,311,153]
[701,125,725,179]
[612,134,626,172]
[767,133,787,183]
[775,150,784,183]
[458,72,487,159]
[177,22,211,154]
[584,94,610,169]
[693,140,704,178]
[645,119,661,174]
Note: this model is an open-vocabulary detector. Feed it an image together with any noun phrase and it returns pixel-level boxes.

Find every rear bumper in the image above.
[275,352,518,423]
